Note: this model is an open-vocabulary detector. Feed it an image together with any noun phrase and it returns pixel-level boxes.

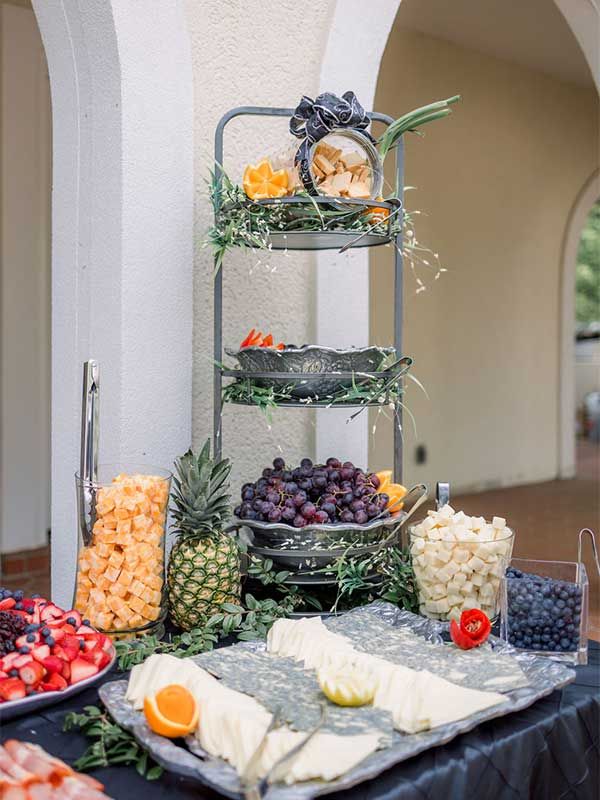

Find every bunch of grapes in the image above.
[234,457,390,528]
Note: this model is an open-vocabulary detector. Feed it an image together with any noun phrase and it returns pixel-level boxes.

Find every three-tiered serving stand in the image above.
[212,106,406,604]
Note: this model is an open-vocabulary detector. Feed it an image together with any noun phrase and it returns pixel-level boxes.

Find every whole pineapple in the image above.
[167,441,241,630]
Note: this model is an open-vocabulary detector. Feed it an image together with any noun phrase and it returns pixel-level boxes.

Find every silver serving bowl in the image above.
[245,537,397,572]
[234,512,404,553]
[226,345,396,399]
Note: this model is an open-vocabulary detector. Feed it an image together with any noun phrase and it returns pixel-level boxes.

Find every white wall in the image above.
[371,28,598,492]
[576,339,600,410]
[185,0,336,488]
[0,2,51,553]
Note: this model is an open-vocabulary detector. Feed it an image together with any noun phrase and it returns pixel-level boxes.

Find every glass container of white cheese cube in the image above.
[74,465,171,639]
[409,505,515,623]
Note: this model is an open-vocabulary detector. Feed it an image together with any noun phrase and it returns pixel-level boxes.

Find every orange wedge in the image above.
[385,484,408,514]
[243,159,289,200]
[375,470,392,492]
[144,684,199,738]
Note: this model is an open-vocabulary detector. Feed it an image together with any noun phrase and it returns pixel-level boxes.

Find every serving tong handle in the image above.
[578,528,600,578]
[79,360,99,546]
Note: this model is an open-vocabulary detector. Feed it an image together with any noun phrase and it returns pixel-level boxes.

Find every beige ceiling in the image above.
[396,0,596,88]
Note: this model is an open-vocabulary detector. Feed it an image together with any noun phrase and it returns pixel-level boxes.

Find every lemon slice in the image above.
[318,666,376,707]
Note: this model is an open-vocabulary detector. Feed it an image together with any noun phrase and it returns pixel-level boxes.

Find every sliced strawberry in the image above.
[52,641,77,662]
[13,655,34,669]
[0,597,16,611]
[0,678,26,701]
[16,634,39,649]
[46,672,67,690]
[0,670,7,680]
[63,610,82,628]
[40,603,63,621]
[75,625,97,637]
[50,628,65,643]
[81,646,110,669]
[60,661,71,681]
[18,661,45,686]
[69,658,99,684]
[41,655,63,674]
[32,645,51,663]
[1,653,21,670]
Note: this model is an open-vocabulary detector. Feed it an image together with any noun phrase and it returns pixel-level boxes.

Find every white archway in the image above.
[32,0,194,605]
[559,170,600,478]
[316,0,599,474]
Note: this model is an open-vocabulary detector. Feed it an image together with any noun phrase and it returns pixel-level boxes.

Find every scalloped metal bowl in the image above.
[225,345,395,399]
[233,513,404,571]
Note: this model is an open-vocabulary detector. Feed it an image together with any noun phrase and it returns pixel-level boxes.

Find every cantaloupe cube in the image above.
[78,557,91,574]
[90,587,106,607]
[148,589,162,606]
[95,529,118,544]
[101,513,118,530]
[115,506,131,520]
[108,550,124,568]
[129,579,145,598]
[96,496,115,515]
[136,495,151,515]
[129,595,146,614]
[79,575,93,590]
[144,573,163,591]
[123,551,140,570]
[95,542,112,559]
[112,616,128,630]
[115,604,133,623]
[95,575,111,591]
[107,594,125,613]
[140,586,153,604]
[143,603,160,621]
[109,582,128,598]
[103,565,121,583]
[115,532,133,547]
[127,613,144,628]
[117,569,134,587]
[88,551,108,570]
[116,518,132,535]
[75,590,89,608]
[138,544,153,561]
[96,612,115,630]
[132,513,149,531]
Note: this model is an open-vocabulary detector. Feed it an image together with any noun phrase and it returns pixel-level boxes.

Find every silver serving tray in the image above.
[0,647,116,722]
[100,603,575,800]
[226,345,396,399]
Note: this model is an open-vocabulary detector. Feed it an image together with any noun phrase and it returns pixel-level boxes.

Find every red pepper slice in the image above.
[261,334,274,347]
[276,342,285,351]
[240,328,256,348]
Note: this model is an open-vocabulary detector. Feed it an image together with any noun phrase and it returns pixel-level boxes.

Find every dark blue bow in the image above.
[290,91,374,143]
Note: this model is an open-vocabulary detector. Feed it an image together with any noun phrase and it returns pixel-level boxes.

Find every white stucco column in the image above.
[32,0,193,606]
[316,0,401,469]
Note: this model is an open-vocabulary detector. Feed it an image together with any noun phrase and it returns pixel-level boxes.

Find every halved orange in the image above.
[144,684,199,738]
[243,159,289,200]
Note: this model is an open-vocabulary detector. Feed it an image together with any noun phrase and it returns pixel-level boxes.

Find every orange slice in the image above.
[375,470,392,492]
[144,684,199,738]
[385,484,408,515]
[243,159,289,200]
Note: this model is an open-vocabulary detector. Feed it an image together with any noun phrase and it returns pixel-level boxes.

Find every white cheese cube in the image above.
[441,528,456,542]
[480,581,495,598]
[444,561,460,577]
[453,571,467,586]
[453,548,470,563]
[492,516,506,529]
[467,555,485,572]
[472,573,484,587]
[460,580,474,595]
[448,606,462,621]
[432,583,447,599]
[438,504,455,518]
[435,598,450,613]
[461,594,479,609]
[447,593,463,608]
[428,528,442,541]
[410,538,425,555]
[460,563,471,574]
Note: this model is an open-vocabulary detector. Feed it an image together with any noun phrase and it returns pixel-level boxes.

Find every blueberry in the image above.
[560,638,571,649]
[26,686,35,695]
[14,603,22,611]
[83,619,91,626]
[66,617,76,626]
[556,599,566,610]
[9,669,18,677]
[19,646,29,654]
[26,634,35,643]
[31,593,40,599]
[79,639,86,650]
[13,590,24,601]
[46,636,55,647]
[41,627,50,636]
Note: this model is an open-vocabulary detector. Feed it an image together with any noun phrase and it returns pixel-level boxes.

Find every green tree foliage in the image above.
[576,201,600,325]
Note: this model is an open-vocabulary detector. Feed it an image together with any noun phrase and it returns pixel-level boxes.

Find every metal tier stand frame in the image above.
[213,106,404,480]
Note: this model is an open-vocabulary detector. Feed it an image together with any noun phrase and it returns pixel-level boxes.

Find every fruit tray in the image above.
[100,602,575,800]
[225,346,402,399]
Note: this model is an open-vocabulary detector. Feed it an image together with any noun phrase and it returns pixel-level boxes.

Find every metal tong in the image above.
[79,360,99,546]
[242,704,328,800]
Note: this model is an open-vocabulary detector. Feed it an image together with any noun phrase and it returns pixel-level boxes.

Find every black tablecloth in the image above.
[1,643,598,800]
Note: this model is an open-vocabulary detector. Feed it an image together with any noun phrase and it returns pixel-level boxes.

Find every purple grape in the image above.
[366,503,379,518]
[350,499,365,513]
[340,510,354,523]
[340,468,354,481]
[234,505,242,517]
[273,457,285,471]
[281,506,296,522]
[328,470,340,482]
[293,514,307,528]
[368,473,380,489]
[341,492,353,506]
[326,458,341,469]
[262,468,273,479]
[261,501,274,514]
[314,510,329,524]
[293,490,308,508]
[377,493,389,508]
[241,482,254,493]
[268,508,282,522]
[300,458,313,469]
[252,498,264,512]
[241,488,255,501]
[301,502,316,520]
[285,481,298,493]
[340,481,352,491]
[284,497,295,508]
[266,491,280,505]
[323,494,338,506]
[321,502,336,517]
[298,479,312,491]
[355,510,368,524]
[313,475,327,489]
[282,470,292,481]
[342,461,355,470]
[300,466,313,478]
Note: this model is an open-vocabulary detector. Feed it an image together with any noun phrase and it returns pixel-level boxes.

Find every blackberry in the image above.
[0,609,27,656]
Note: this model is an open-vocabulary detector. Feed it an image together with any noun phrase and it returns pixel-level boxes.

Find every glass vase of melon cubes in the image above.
[74,466,172,639]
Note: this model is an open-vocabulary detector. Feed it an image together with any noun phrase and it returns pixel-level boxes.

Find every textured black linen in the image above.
[0,643,598,800]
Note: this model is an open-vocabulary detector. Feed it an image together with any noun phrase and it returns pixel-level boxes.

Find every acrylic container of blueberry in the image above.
[500,558,589,665]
